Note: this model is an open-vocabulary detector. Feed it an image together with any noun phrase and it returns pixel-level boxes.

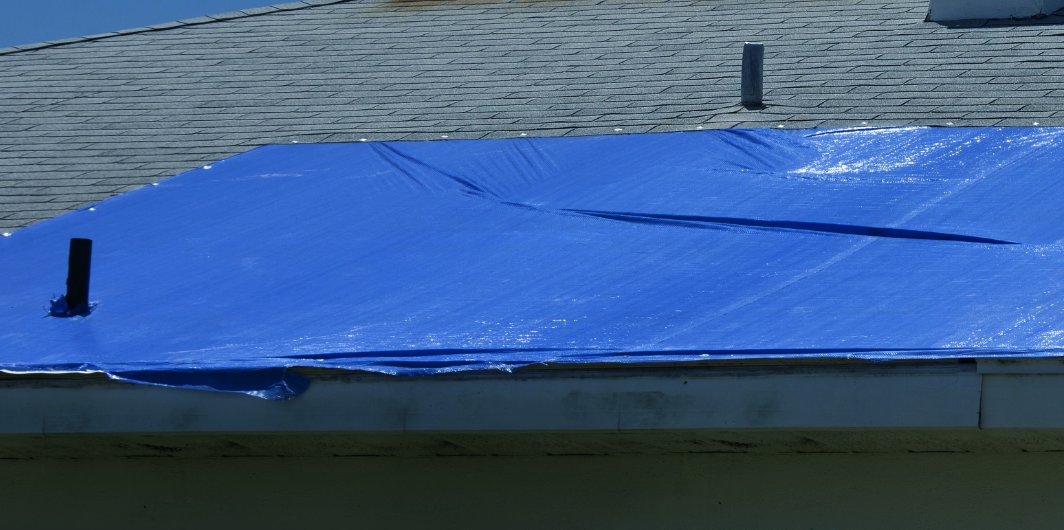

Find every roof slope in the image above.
[6,127,1064,397]
[2,0,1064,232]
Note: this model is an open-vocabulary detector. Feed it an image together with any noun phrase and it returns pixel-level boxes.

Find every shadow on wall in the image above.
[6,454,1064,529]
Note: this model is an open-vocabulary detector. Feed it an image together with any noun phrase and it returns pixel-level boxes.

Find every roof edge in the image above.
[0,0,354,57]
[0,362,983,435]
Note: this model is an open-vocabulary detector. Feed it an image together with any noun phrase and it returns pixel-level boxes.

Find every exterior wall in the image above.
[3,453,1064,529]
[929,0,1064,20]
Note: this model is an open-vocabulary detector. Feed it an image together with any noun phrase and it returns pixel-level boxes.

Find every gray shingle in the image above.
[1,0,1063,231]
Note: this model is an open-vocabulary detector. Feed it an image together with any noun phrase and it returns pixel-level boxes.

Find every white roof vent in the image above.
[929,0,1064,21]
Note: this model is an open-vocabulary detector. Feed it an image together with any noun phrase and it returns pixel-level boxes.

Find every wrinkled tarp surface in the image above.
[4,127,1064,399]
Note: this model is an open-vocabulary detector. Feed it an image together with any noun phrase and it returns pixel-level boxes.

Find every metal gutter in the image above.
[6,359,1064,456]
[0,361,986,435]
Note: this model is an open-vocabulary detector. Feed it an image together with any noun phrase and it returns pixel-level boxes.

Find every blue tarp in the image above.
[4,126,1064,399]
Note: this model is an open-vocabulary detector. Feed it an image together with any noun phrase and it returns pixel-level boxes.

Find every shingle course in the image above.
[1,0,1063,230]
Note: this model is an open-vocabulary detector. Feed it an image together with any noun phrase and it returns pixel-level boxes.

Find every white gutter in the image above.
[4,361,1058,435]
[6,360,1064,456]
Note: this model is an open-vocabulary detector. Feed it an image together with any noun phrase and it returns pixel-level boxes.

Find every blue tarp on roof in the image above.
[4,127,1064,399]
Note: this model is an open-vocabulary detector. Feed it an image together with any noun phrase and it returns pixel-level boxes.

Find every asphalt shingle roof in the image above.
[2,0,1064,232]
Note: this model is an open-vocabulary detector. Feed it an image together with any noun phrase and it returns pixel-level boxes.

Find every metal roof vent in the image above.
[928,0,1064,21]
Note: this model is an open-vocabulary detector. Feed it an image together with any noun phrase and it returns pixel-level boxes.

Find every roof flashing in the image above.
[928,0,1064,21]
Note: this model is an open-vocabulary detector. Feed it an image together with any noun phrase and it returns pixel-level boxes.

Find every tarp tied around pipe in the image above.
[3,127,1064,399]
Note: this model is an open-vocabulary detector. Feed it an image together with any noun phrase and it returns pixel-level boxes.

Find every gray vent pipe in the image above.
[741,42,764,108]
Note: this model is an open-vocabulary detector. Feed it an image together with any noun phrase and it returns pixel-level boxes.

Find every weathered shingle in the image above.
[2,0,1064,232]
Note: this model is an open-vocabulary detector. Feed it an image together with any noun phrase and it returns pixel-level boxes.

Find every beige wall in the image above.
[3,453,1064,529]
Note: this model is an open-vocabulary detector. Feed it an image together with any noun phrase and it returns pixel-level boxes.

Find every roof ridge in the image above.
[0,0,354,57]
